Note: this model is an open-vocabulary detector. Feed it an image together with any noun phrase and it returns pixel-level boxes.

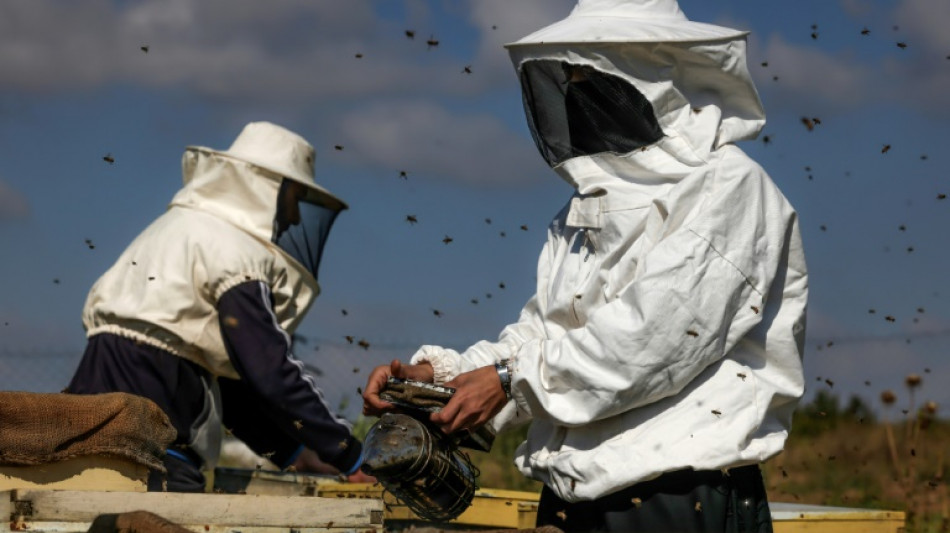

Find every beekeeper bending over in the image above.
[69,122,369,492]
[364,0,806,530]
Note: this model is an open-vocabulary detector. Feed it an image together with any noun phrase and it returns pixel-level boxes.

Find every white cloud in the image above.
[893,0,950,53]
[751,34,874,110]
[338,100,547,187]
[0,0,480,101]
[464,0,575,87]
[0,179,29,220]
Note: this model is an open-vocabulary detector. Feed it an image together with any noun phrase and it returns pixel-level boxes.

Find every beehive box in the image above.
[1,489,384,532]
[0,456,148,493]
[317,482,539,530]
[771,502,906,533]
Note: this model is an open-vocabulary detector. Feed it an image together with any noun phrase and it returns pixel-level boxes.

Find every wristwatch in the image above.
[495,359,512,400]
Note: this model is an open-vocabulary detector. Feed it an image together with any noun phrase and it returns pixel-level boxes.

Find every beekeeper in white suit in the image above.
[364,0,806,530]
[70,122,369,491]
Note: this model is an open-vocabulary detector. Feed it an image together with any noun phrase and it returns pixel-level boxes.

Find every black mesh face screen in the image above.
[519,60,665,167]
[272,178,341,281]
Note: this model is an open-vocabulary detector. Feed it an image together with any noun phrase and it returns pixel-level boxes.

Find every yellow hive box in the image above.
[316,482,539,530]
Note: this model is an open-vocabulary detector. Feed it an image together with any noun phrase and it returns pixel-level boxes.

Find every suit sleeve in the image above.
[217,280,361,473]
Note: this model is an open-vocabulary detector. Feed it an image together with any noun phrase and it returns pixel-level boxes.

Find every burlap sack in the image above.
[0,391,176,471]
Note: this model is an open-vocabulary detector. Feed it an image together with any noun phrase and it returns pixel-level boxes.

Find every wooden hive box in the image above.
[1,489,384,533]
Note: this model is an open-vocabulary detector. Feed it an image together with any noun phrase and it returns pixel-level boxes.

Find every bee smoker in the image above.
[361,412,478,522]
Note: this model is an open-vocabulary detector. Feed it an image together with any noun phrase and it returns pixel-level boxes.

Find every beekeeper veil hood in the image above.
[172,122,347,282]
[506,0,765,172]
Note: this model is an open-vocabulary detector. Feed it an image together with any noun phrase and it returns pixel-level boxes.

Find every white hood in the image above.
[507,0,765,181]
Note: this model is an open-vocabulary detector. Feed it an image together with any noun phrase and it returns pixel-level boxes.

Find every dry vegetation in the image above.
[466,387,949,532]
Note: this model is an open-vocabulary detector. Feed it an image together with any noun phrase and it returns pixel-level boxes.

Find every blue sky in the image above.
[0,0,948,420]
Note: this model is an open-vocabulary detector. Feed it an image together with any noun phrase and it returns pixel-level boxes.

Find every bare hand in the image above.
[347,469,377,484]
[362,359,434,416]
[430,365,507,434]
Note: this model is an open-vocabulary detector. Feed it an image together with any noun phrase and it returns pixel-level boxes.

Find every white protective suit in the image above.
[411,0,807,502]
[82,122,346,380]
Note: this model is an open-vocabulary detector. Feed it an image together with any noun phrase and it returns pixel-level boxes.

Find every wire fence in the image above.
[0,341,406,422]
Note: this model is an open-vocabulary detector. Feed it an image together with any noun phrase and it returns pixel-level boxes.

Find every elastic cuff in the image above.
[165,448,199,468]
[330,437,363,475]
[343,449,364,476]
[280,444,305,470]
[410,345,462,383]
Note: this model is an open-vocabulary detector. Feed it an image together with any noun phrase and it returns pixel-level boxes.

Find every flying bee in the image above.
[861,27,870,35]
[711,409,721,417]
[399,170,408,179]
[761,61,769,67]
[801,117,815,131]
[442,235,453,244]
[896,42,907,49]
[357,339,370,350]
[885,315,896,322]
[103,153,115,164]
[750,305,760,313]
[463,65,472,74]
[84,238,95,249]
[762,135,772,145]
[140,45,149,53]
[341,309,348,316]
[737,373,747,381]
[499,282,506,289]
[334,145,344,151]
[405,30,415,39]
[825,378,834,387]
[520,225,528,231]
[432,309,443,317]
[406,215,418,225]
[499,231,506,237]
[485,218,492,224]
[686,330,699,337]
[427,36,439,49]
[344,335,354,344]
[555,511,567,521]
[938,193,946,200]
[293,420,303,430]
[882,144,891,154]
[631,497,642,508]
[355,53,363,59]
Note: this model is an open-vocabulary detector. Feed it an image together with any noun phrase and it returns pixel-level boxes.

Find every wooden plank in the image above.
[6,522,373,533]
[0,457,147,492]
[12,490,383,529]
[770,502,905,533]
[1,491,11,525]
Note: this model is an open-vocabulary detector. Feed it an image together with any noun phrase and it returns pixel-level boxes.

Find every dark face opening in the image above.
[272,178,341,281]
[519,60,665,167]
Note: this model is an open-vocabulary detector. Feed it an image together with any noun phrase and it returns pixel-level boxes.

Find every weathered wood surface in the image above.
[7,490,384,529]
[0,456,147,492]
